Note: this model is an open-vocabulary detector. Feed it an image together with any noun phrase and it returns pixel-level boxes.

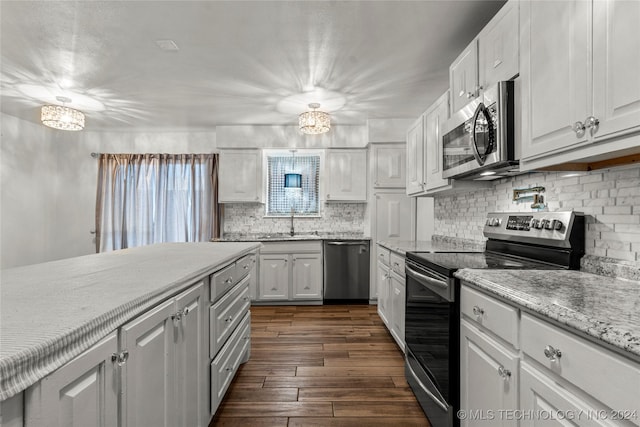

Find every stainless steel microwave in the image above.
[441,81,519,180]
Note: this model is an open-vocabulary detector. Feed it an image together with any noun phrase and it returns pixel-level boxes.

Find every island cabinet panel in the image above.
[24,332,118,427]
[120,299,176,427]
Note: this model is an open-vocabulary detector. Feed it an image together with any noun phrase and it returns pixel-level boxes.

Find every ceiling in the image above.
[0,1,505,131]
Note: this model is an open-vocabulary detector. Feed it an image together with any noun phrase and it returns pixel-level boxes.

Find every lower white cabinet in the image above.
[121,281,206,427]
[257,241,322,302]
[389,271,405,351]
[25,332,119,427]
[460,318,519,427]
[376,244,405,352]
[376,260,391,326]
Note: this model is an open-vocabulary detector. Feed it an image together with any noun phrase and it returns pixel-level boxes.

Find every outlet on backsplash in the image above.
[223,203,366,236]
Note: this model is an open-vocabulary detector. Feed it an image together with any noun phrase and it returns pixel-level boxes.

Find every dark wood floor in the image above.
[210,304,430,427]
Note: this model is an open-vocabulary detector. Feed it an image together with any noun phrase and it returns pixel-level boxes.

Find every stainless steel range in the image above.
[404,211,585,427]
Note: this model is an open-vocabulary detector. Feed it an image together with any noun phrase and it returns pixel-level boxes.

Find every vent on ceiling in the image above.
[155,39,179,52]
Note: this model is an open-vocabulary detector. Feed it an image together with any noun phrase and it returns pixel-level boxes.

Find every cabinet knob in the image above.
[182,307,190,317]
[111,350,129,367]
[225,277,234,284]
[472,305,485,316]
[498,365,511,380]
[544,345,562,361]
[327,194,330,199]
[466,92,475,99]
[585,116,600,135]
[572,121,586,137]
[243,265,250,270]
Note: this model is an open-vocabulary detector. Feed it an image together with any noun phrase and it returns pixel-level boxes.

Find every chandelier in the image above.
[299,103,330,135]
[41,96,85,131]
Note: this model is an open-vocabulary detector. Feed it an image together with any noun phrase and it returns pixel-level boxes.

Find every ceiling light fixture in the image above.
[41,96,85,131]
[299,103,330,135]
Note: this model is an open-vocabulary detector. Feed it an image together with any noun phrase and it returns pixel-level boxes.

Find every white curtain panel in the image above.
[96,153,217,252]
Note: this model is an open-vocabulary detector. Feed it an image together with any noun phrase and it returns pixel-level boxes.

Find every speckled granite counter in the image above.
[455,269,640,360]
[0,242,260,400]
[219,232,369,242]
[377,235,485,255]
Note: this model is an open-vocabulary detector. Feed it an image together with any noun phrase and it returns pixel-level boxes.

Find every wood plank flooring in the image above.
[210,304,430,427]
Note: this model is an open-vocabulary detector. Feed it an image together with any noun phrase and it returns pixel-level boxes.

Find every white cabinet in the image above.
[376,245,405,352]
[325,149,367,202]
[372,144,406,188]
[257,241,322,302]
[120,281,206,427]
[218,150,262,203]
[520,0,640,170]
[460,319,519,427]
[406,116,425,195]
[25,333,118,427]
[374,191,413,241]
[450,1,519,115]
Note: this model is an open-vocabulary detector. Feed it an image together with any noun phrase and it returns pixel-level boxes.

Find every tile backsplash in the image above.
[433,165,640,262]
[223,203,366,236]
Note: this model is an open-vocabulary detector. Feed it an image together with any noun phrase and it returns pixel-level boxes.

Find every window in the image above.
[266,153,320,216]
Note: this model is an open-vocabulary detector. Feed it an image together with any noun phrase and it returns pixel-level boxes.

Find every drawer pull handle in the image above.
[225,366,233,372]
[472,306,484,316]
[243,265,250,270]
[498,365,511,379]
[225,277,234,284]
[544,345,562,361]
[225,316,233,323]
[243,296,250,301]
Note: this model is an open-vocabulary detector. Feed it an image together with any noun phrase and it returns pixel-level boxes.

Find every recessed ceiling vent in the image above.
[155,39,179,52]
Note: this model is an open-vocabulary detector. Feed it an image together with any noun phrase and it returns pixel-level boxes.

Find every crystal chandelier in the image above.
[299,103,330,135]
[41,96,85,131]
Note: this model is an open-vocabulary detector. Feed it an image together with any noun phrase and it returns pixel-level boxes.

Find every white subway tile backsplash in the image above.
[434,165,640,261]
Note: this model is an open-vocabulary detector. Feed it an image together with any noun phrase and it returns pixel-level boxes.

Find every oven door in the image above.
[405,260,459,427]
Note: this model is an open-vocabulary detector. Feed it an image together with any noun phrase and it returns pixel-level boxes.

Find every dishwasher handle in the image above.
[325,241,369,246]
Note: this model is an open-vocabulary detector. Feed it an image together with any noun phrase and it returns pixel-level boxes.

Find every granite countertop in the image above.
[0,242,260,400]
[219,232,370,242]
[377,235,485,255]
[455,269,640,360]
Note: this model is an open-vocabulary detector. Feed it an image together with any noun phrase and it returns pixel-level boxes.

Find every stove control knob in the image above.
[530,219,539,229]
[535,219,544,229]
[543,219,553,230]
[553,220,563,231]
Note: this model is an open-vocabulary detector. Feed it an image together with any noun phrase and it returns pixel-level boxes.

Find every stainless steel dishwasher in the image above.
[323,240,370,302]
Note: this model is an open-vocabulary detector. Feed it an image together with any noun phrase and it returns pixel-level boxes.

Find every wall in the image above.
[223,203,366,236]
[430,165,640,262]
[216,125,367,149]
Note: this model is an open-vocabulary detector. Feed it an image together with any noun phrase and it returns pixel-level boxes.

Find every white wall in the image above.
[216,125,367,149]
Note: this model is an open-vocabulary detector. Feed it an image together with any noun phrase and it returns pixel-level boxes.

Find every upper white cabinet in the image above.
[372,144,406,188]
[218,150,262,203]
[450,1,519,115]
[325,149,367,202]
[519,0,640,170]
[406,116,425,195]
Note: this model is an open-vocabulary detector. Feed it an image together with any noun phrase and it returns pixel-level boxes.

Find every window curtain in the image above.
[95,153,219,252]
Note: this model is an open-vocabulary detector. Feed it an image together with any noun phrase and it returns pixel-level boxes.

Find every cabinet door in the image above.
[174,282,205,427]
[406,116,425,196]
[25,333,118,427]
[390,272,405,352]
[218,150,262,203]
[376,262,390,326]
[292,253,323,300]
[520,362,619,427]
[460,319,518,427]
[120,299,175,427]
[424,91,451,192]
[592,0,640,142]
[375,192,413,241]
[520,0,591,161]
[258,254,289,300]
[249,256,258,301]
[373,145,406,188]
[478,0,519,89]
[450,39,479,114]
[326,150,367,202]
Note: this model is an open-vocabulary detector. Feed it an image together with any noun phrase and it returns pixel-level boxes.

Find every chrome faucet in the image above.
[290,207,295,236]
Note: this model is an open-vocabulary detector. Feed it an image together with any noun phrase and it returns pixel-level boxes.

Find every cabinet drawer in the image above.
[210,276,251,358]
[460,285,519,347]
[377,246,390,267]
[389,251,405,277]
[210,263,236,302]
[261,241,321,254]
[211,311,251,412]
[235,253,256,282]
[521,313,640,419]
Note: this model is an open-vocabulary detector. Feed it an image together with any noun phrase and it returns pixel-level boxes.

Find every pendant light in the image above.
[284,150,302,189]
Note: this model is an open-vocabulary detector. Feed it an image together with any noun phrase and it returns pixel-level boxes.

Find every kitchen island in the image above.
[0,241,260,426]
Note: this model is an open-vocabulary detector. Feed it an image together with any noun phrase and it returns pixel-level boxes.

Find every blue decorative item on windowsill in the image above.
[284,173,302,188]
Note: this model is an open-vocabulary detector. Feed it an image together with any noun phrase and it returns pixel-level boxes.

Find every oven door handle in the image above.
[405,265,448,291]
[405,359,449,412]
